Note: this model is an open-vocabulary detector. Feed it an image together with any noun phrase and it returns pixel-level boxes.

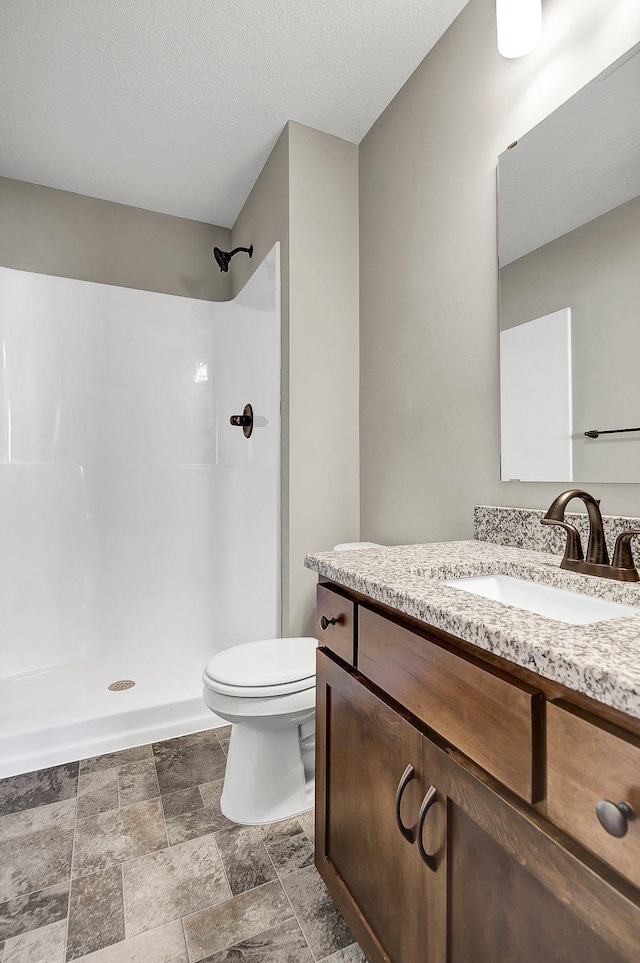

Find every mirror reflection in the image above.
[498,42,640,483]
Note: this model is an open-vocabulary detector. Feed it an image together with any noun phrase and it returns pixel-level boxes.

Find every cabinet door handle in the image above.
[394,764,416,843]
[320,615,342,630]
[596,799,635,837]
[417,785,438,870]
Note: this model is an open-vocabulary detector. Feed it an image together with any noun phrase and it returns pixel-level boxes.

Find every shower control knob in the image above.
[230,403,254,438]
[596,799,634,837]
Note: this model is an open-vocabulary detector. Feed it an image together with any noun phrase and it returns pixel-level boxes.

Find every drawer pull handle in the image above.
[417,785,438,870]
[320,615,342,630]
[596,799,635,838]
[394,764,416,843]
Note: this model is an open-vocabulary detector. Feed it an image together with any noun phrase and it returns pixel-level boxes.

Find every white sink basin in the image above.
[440,574,640,625]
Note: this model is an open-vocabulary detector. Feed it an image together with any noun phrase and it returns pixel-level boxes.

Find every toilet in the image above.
[202,541,382,825]
[202,636,317,824]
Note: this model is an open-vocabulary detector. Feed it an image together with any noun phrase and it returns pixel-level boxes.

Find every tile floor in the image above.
[0,728,365,963]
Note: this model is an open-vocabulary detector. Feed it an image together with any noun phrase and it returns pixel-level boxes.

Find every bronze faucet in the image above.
[541,489,640,582]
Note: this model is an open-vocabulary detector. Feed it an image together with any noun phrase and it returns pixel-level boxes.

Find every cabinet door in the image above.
[316,650,426,963]
[421,739,640,963]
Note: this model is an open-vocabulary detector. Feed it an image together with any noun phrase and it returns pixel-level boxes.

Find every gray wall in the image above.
[231,128,290,300]
[287,122,360,636]
[232,122,360,637]
[501,195,640,481]
[0,177,232,300]
[359,0,640,546]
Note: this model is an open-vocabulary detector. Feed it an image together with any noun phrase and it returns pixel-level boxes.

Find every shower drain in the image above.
[108,680,136,691]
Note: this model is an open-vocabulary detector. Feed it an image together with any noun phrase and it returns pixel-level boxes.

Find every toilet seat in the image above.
[203,674,316,698]
[203,637,318,699]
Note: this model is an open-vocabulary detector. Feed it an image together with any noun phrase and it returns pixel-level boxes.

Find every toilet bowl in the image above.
[202,542,382,825]
[202,637,317,824]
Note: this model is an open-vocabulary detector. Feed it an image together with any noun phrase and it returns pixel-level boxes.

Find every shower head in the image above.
[213,245,254,273]
[213,247,230,272]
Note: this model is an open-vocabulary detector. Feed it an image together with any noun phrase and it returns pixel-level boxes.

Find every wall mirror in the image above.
[498,42,640,483]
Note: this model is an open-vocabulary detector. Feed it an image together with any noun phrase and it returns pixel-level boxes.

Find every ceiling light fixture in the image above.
[496,0,542,59]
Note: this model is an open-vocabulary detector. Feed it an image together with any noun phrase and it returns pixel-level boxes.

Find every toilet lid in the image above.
[204,637,318,688]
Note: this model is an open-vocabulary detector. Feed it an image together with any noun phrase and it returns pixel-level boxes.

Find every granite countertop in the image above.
[304,540,640,719]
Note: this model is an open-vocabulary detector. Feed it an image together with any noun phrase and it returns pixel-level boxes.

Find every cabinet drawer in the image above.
[316,584,356,665]
[547,701,640,888]
[358,607,543,802]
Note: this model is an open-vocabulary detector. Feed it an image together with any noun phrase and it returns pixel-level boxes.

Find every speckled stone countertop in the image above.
[304,541,640,719]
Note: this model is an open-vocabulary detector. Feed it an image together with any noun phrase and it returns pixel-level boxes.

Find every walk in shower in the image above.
[0,245,280,778]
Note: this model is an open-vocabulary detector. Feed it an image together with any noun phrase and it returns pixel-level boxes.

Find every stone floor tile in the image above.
[2,918,66,963]
[152,732,226,795]
[74,919,187,963]
[265,833,314,878]
[257,819,303,846]
[0,765,79,818]
[79,747,152,777]
[78,772,117,798]
[76,790,119,820]
[161,788,203,820]
[197,779,225,812]
[215,728,231,756]
[72,799,167,878]
[122,833,229,937]
[0,828,74,903]
[318,944,367,963]
[0,882,69,943]
[296,812,314,843]
[164,779,233,844]
[66,867,125,961]
[0,734,345,963]
[282,867,353,961]
[200,917,313,963]
[117,761,159,807]
[0,800,76,845]
[165,806,232,846]
[215,826,277,896]
[183,879,293,962]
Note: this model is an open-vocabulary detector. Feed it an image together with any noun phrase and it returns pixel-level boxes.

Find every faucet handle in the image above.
[540,518,584,563]
[612,530,640,581]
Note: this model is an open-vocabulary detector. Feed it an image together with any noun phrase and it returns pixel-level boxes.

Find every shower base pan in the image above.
[0,642,221,779]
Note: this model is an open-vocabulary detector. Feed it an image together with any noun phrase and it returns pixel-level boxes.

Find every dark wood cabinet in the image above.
[316,650,426,963]
[425,743,638,963]
[315,611,640,963]
[546,700,640,888]
[316,583,357,665]
[358,606,544,802]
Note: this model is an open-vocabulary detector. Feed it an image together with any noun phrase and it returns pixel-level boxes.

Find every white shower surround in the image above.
[0,245,280,777]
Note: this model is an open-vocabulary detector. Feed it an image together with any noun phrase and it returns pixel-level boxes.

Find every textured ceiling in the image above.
[0,0,468,228]
[499,43,640,266]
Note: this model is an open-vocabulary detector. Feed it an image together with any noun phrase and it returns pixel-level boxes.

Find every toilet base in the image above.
[220,722,314,825]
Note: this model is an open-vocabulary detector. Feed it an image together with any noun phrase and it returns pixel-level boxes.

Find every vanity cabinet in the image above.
[431,742,634,963]
[358,605,543,802]
[316,651,426,962]
[316,583,357,665]
[315,589,640,963]
[546,700,640,889]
